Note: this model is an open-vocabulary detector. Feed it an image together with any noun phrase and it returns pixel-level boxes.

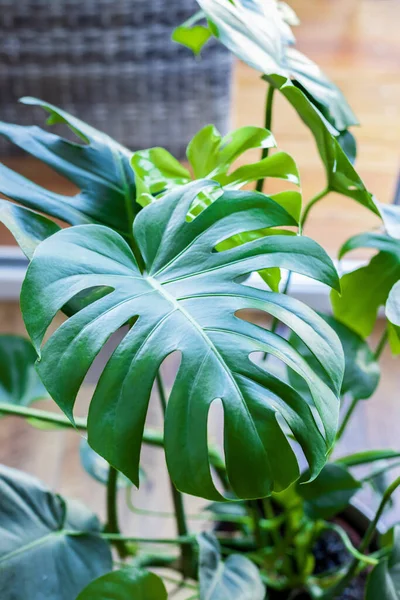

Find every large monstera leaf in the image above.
[21,181,344,500]
[0,97,136,237]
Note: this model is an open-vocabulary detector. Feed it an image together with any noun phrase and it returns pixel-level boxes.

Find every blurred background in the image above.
[0,0,399,534]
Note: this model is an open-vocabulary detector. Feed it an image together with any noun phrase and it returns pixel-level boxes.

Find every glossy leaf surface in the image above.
[0,335,49,406]
[366,526,400,600]
[0,97,136,236]
[197,0,357,133]
[76,568,167,600]
[198,532,265,599]
[0,464,112,599]
[0,200,60,259]
[21,181,343,500]
[297,464,361,520]
[288,314,380,401]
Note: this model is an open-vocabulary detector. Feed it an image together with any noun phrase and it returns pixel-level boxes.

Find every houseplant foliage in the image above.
[0,2,399,599]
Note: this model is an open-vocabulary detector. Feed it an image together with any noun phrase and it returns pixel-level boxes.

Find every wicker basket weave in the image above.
[0,0,232,158]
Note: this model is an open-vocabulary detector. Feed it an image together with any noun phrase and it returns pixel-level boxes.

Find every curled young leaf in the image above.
[21,181,343,500]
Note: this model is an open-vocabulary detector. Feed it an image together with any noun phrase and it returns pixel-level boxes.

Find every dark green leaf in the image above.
[288,313,380,401]
[0,464,112,599]
[332,233,400,337]
[264,74,377,214]
[198,532,265,599]
[337,130,357,165]
[0,97,136,235]
[0,200,60,259]
[297,463,361,520]
[76,568,167,600]
[366,525,400,599]
[21,181,343,500]
[0,335,49,406]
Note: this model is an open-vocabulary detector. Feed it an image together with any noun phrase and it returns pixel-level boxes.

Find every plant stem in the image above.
[102,532,194,545]
[249,501,265,548]
[0,402,227,476]
[300,188,329,232]
[336,396,358,441]
[256,85,275,193]
[105,466,129,558]
[156,371,194,578]
[374,327,388,360]
[328,475,400,599]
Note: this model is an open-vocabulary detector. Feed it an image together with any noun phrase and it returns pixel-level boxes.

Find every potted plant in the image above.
[0,1,399,598]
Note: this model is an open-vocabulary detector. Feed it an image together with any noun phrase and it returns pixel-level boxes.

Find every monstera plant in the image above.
[0,1,399,599]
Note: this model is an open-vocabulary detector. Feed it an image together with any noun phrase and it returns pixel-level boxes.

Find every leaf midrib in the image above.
[146,275,267,457]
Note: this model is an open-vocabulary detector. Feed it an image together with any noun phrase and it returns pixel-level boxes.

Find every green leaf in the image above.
[21,181,343,501]
[76,568,167,599]
[269,191,302,224]
[288,313,380,401]
[215,151,300,188]
[0,97,136,236]
[187,124,276,179]
[198,0,357,133]
[297,463,361,520]
[366,525,400,599]
[131,147,191,199]
[0,464,112,599]
[332,233,400,337]
[264,74,377,214]
[0,200,60,259]
[336,449,400,468]
[0,335,49,407]
[198,532,265,599]
[172,24,212,55]
[337,130,357,165]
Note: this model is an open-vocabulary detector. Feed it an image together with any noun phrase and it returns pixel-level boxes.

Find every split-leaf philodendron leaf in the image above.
[194,0,378,215]
[21,181,343,500]
[0,464,112,599]
[0,97,136,237]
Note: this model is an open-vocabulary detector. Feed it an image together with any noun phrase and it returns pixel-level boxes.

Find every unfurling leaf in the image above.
[198,532,265,599]
[0,464,112,599]
[21,181,343,501]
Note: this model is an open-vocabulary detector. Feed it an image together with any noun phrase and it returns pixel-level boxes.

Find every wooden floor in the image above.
[0,0,399,580]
